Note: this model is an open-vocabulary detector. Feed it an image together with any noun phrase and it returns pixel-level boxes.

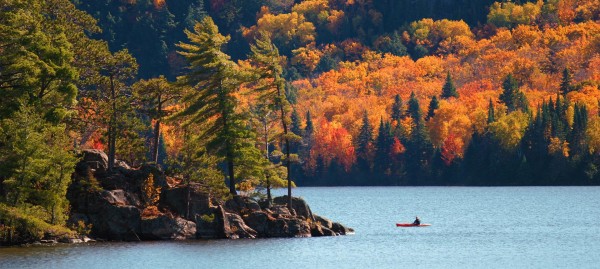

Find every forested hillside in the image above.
[70,0,600,186]
[1,0,599,243]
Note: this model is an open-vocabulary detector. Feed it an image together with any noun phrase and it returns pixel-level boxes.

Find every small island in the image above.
[0,149,352,245]
[69,150,352,241]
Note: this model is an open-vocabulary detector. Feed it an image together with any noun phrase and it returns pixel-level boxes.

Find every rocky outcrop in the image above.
[68,149,353,242]
[141,216,196,240]
[273,196,314,220]
[161,184,212,218]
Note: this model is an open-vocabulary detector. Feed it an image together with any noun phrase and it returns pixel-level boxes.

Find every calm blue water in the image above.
[1,187,600,269]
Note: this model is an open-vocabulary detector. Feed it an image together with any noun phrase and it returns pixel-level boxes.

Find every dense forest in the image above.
[0,0,599,242]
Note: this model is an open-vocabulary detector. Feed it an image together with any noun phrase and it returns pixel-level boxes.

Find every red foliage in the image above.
[309,118,356,171]
[441,133,462,166]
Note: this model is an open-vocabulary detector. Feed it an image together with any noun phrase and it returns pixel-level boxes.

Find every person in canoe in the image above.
[413,216,421,225]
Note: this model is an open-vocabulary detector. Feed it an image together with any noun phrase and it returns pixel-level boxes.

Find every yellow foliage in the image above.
[548,137,570,157]
[427,100,472,152]
[142,174,161,207]
[587,117,600,154]
[292,46,323,73]
[489,111,530,150]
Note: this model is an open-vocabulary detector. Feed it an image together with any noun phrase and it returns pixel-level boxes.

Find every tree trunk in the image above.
[152,95,162,165]
[108,75,116,172]
[227,158,236,195]
[263,115,272,207]
[186,181,191,219]
[275,77,292,212]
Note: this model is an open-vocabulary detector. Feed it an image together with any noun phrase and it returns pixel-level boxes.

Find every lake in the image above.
[1,187,600,269]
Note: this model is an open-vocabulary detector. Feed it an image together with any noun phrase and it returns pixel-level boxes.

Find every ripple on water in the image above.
[1,186,600,269]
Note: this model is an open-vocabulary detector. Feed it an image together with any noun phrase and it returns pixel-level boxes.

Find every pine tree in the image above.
[133,76,181,165]
[408,92,422,126]
[569,103,588,158]
[166,126,228,217]
[185,1,207,30]
[291,109,302,139]
[560,67,573,95]
[176,17,262,195]
[249,31,300,210]
[441,71,459,99]
[0,0,80,121]
[249,103,285,206]
[374,118,392,178]
[356,111,374,164]
[290,108,302,153]
[0,107,77,225]
[426,95,439,121]
[304,111,314,140]
[391,94,403,122]
[499,73,529,113]
[100,50,139,172]
[405,91,432,184]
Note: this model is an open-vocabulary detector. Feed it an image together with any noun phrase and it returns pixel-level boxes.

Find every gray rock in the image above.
[331,222,354,235]
[92,205,141,241]
[285,218,311,237]
[81,149,109,173]
[225,213,257,239]
[242,211,270,236]
[314,215,333,229]
[269,205,293,218]
[195,213,219,239]
[216,205,257,239]
[161,184,211,219]
[225,196,262,214]
[101,189,128,205]
[141,216,196,240]
[267,217,311,238]
[273,196,314,220]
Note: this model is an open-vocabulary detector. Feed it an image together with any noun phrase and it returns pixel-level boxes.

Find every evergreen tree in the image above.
[299,110,315,183]
[441,71,459,99]
[185,1,207,30]
[374,118,392,179]
[356,111,374,169]
[426,95,439,121]
[0,0,80,121]
[569,103,588,158]
[249,31,299,210]
[560,67,573,95]
[249,103,286,205]
[0,107,77,225]
[132,76,181,165]
[98,50,138,172]
[176,17,263,195]
[391,94,404,123]
[291,109,302,138]
[408,92,422,126]
[499,73,529,113]
[304,111,314,140]
[166,125,229,217]
[290,108,302,153]
[405,92,433,184]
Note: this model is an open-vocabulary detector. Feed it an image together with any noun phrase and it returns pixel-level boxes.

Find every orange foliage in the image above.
[153,0,165,9]
[441,133,463,166]
[309,118,356,171]
[288,17,600,168]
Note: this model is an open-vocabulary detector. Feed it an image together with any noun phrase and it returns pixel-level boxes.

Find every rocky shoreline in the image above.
[40,150,352,244]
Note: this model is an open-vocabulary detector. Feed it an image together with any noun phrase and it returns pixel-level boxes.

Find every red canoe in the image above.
[396,223,431,227]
